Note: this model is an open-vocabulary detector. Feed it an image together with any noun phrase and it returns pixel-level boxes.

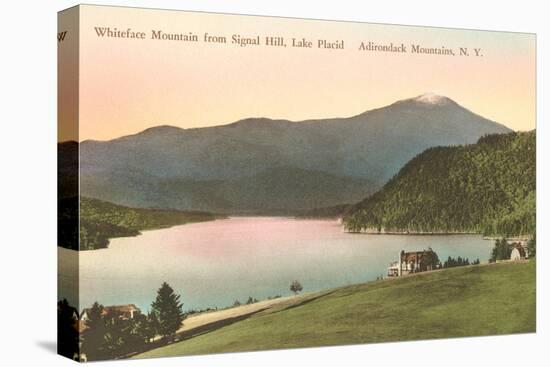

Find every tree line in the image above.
[343,131,535,238]
[59,279,306,361]
[490,236,536,262]
[81,282,185,360]
[58,282,185,361]
[442,256,479,268]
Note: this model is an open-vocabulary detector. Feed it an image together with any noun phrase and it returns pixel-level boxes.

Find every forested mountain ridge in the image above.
[78,94,511,213]
[343,131,535,237]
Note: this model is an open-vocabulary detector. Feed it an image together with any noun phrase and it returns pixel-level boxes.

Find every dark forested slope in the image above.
[343,131,535,237]
[59,197,221,250]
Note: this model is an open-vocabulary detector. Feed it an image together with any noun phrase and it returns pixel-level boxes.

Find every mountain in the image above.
[343,131,535,237]
[77,93,512,213]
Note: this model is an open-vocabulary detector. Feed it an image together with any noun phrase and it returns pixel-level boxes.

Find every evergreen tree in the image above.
[443,256,473,268]
[151,282,185,340]
[490,238,512,262]
[101,313,124,358]
[130,313,151,346]
[142,311,160,343]
[82,302,107,360]
[102,312,145,358]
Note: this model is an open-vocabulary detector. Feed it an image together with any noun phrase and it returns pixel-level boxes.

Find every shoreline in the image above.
[344,227,531,240]
[344,229,480,236]
[65,215,523,252]
[132,260,535,359]
[59,215,225,252]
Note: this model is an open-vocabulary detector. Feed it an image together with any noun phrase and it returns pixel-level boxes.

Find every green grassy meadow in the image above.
[135,261,535,359]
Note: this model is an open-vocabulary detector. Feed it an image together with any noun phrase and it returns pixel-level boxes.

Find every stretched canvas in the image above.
[58,4,536,362]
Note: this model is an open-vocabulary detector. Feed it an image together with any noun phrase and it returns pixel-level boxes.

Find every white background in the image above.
[0,0,547,365]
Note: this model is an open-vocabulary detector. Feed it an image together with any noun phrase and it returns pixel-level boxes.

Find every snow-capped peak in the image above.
[413,93,451,105]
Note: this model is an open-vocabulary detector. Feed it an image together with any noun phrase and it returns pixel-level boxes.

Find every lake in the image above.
[59,217,494,312]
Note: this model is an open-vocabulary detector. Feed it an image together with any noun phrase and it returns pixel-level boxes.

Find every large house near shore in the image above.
[387,248,440,277]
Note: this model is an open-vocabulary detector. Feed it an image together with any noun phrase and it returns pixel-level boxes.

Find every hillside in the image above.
[59,197,222,251]
[343,131,535,237]
[295,203,351,218]
[134,261,535,358]
[77,94,511,213]
[80,167,374,214]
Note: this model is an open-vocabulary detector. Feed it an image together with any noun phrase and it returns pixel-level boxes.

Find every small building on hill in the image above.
[387,248,440,277]
[80,304,141,323]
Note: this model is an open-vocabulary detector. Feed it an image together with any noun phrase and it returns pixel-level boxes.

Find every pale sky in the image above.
[60,5,536,142]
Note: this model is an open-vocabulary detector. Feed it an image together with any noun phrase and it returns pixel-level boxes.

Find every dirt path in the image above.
[175,292,322,336]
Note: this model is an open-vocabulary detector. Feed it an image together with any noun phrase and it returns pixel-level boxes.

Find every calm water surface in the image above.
[59,217,494,312]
